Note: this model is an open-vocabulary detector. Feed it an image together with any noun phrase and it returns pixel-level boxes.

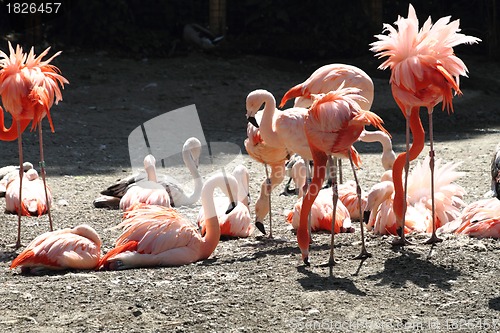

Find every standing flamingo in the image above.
[198,165,254,238]
[96,137,203,208]
[298,86,388,266]
[98,172,239,269]
[244,109,289,235]
[0,42,68,248]
[5,168,52,217]
[279,63,374,110]
[370,4,480,245]
[10,224,101,274]
[246,89,310,237]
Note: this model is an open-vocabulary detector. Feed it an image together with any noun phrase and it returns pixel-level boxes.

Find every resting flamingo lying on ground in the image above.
[244,109,289,236]
[371,4,480,245]
[0,42,68,248]
[95,137,202,208]
[436,197,500,239]
[286,188,354,234]
[365,157,466,235]
[0,162,33,196]
[98,172,239,270]
[298,86,389,266]
[119,154,171,211]
[10,224,101,274]
[198,165,253,238]
[5,168,52,217]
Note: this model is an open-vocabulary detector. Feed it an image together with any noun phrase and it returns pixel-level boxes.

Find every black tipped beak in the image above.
[363,211,371,224]
[255,221,266,235]
[225,202,237,214]
[248,116,259,128]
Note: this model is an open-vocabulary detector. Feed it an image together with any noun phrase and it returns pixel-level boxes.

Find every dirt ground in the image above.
[0,50,499,333]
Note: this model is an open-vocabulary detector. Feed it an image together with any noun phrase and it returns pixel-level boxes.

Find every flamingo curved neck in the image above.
[199,179,221,259]
[180,149,203,204]
[145,165,158,183]
[258,93,283,147]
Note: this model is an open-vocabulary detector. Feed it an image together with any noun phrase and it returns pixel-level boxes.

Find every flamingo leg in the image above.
[264,164,273,239]
[15,120,24,249]
[348,149,372,260]
[38,123,53,232]
[298,151,327,266]
[337,158,343,184]
[424,111,442,244]
[327,156,338,267]
[392,111,411,246]
[306,159,312,243]
[254,163,284,235]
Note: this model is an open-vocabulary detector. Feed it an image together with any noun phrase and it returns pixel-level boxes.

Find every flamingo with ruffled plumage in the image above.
[370,4,480,245]
[0,42,68,248]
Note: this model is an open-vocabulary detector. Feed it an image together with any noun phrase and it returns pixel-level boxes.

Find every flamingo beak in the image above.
[363,211,371,224]
[225,202,237,214]
[255,221,266,235]
[247,116,259,128]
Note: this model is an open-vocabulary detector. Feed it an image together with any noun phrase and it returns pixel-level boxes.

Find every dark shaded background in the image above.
[0,0,497,61]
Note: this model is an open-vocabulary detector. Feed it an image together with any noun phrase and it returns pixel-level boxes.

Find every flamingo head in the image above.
[246,89,275,128]
[183,137,202,168]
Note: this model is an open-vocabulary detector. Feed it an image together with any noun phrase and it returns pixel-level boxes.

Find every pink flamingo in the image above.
[119,154,171,211]
[279,63,374,110]
[98,172,239,269]
[365,158,466,235]
[286,188,354,234]
[10,224,101,274]
[246,89,310,238]
[244,109,289,235]
[452,198,500,239]
[0,161,33,196]
[298,86,388,266]
[0,42,68,248]
[370,4,480,245]
[198,165,254,238]
[5,168,52,217]
[96,137,203,209]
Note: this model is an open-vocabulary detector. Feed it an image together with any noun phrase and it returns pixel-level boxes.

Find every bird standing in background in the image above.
[0,42,68,248]
[370,4,480,245]
[10,224,101,274]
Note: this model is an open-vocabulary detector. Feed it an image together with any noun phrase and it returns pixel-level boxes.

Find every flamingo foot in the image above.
[391,237,412,247]
[353,248,372,260]
[423,233,443,245]
[8,241,23,249]
[303,257,310,266]
[255,221,266,235]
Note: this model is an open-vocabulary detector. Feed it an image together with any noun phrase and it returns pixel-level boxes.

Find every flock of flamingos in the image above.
[0,4,499,274]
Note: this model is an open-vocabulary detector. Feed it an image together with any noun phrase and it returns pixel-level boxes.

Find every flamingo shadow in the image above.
[366,249,460,291]
[296,265,366,296]
[489,296,500,311]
